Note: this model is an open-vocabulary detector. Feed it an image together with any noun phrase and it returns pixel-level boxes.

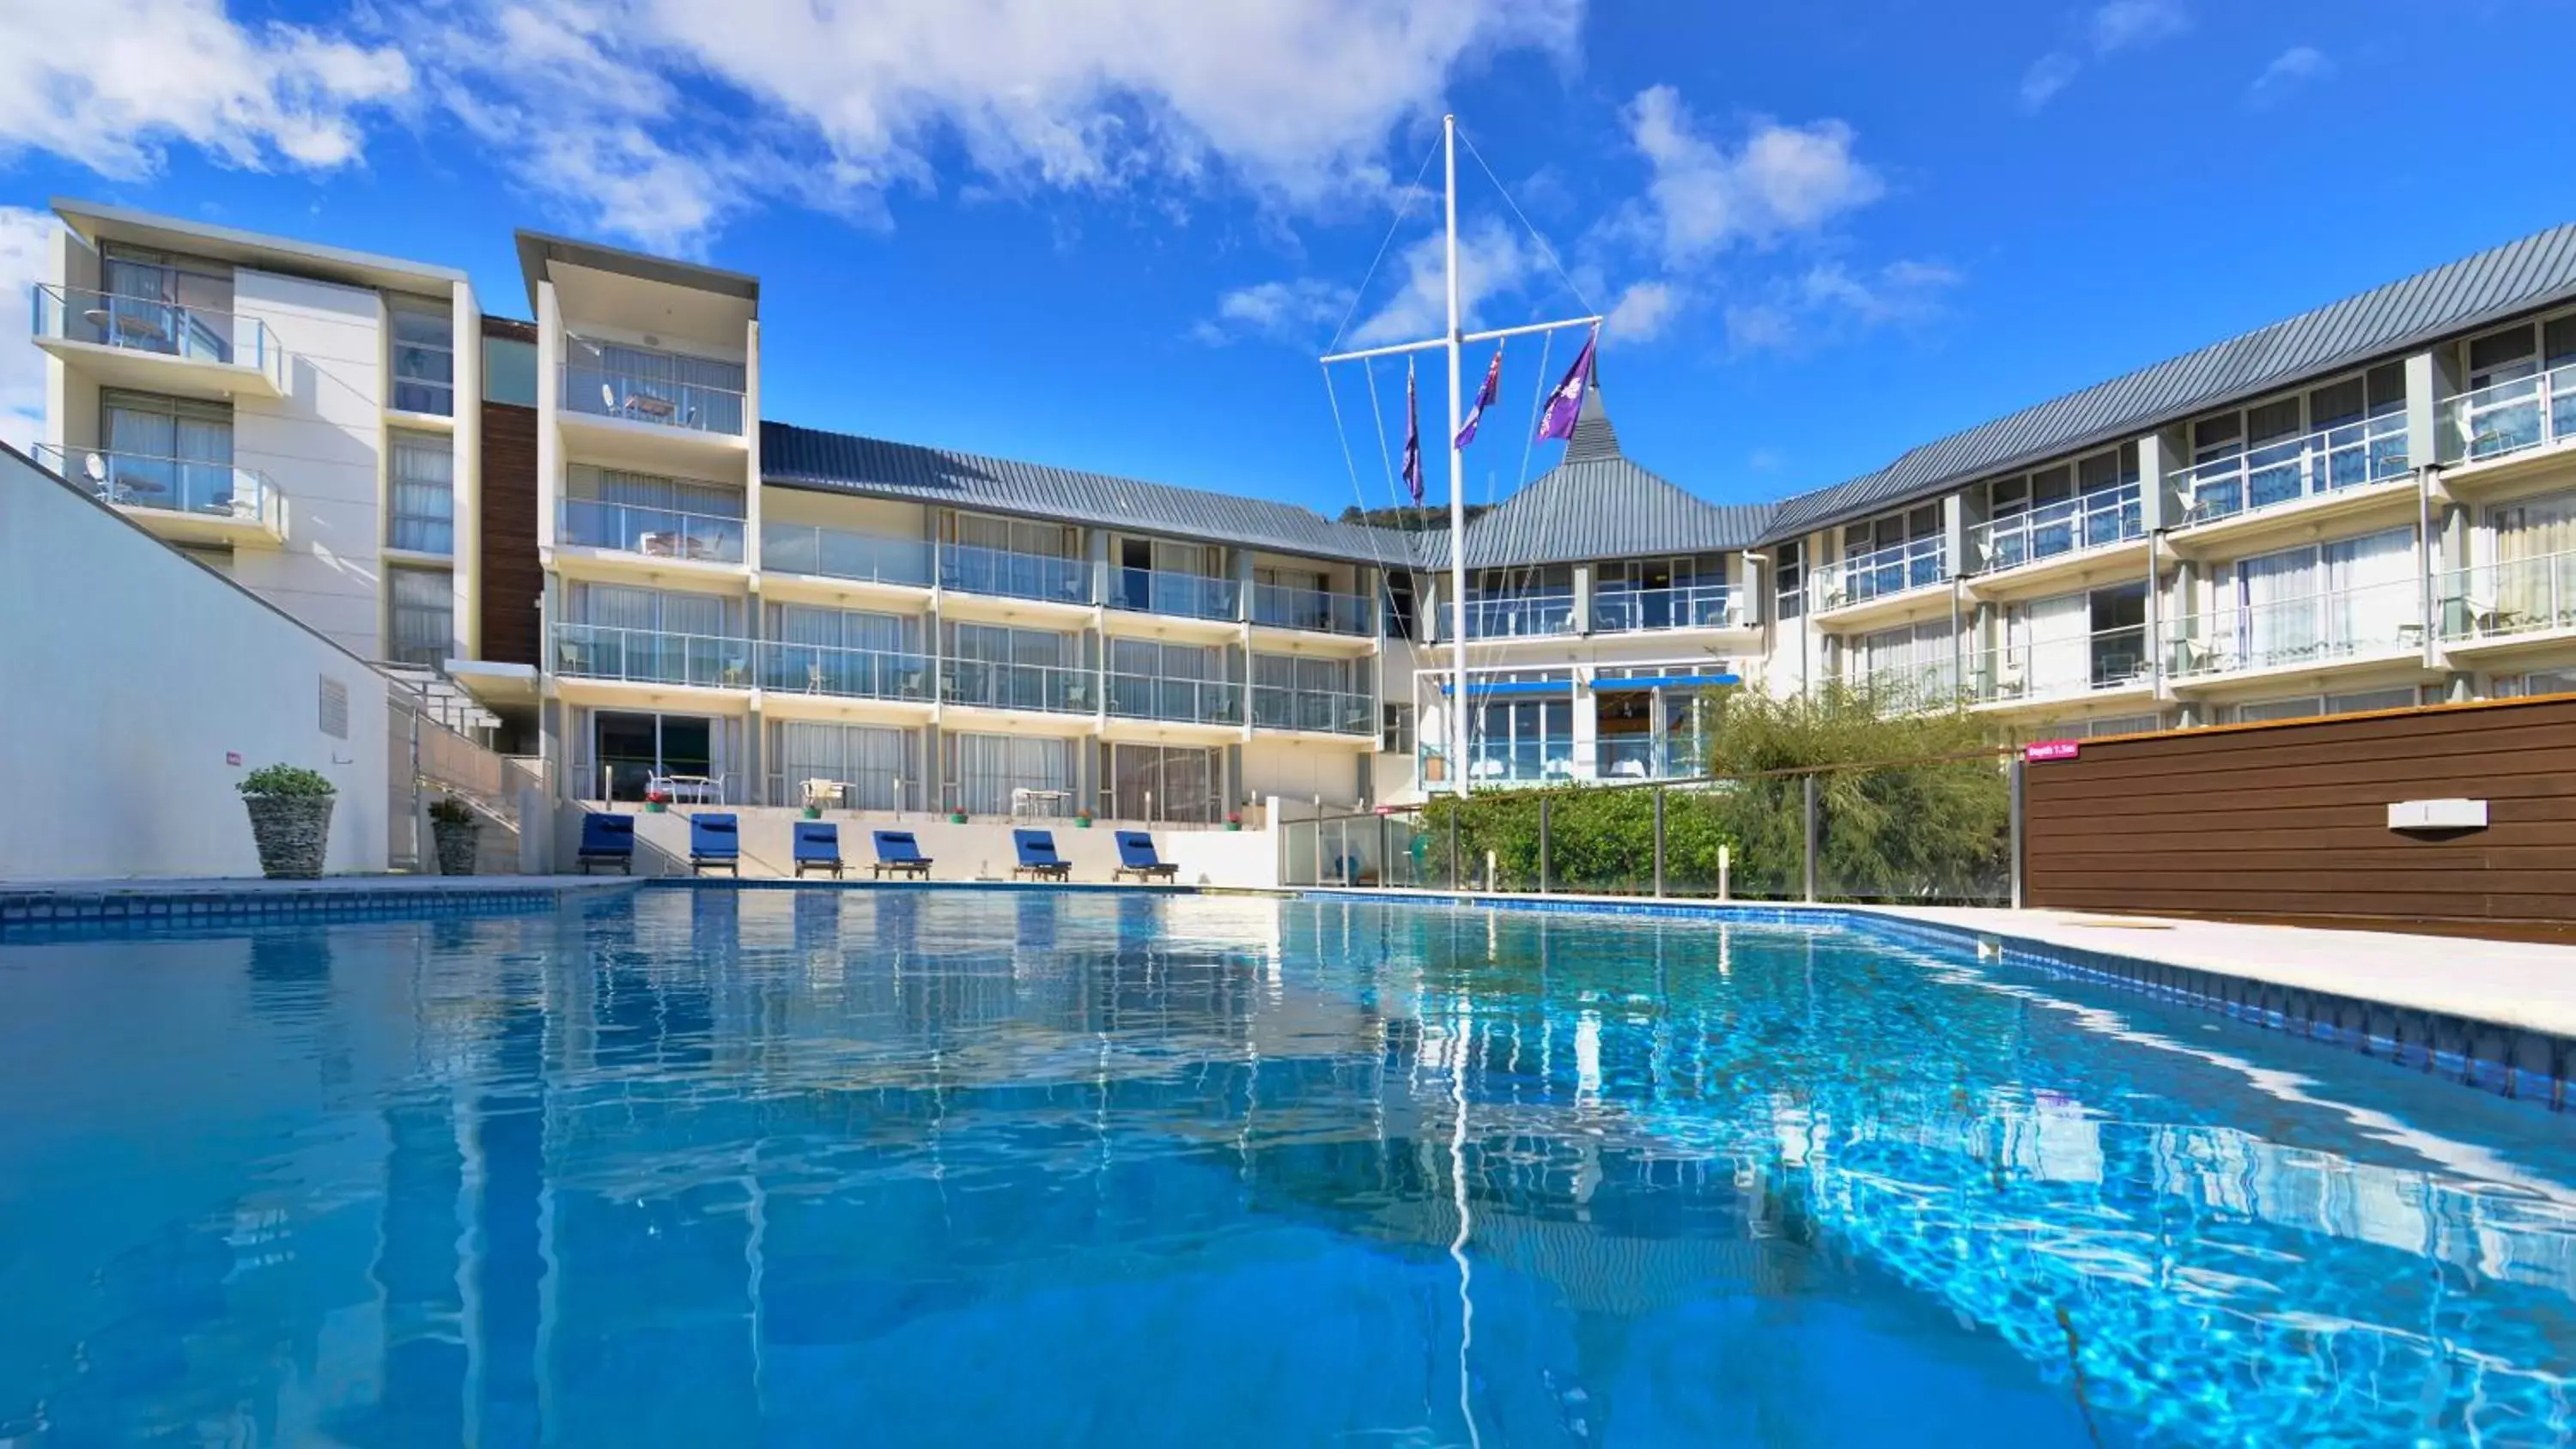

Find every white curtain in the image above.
[2491,492,2576,621]
[956,512,1070,556]
[2236,547,2319,667]
[389,433,453,551]
[2020,592,2090,694]
[774,722,913,809]
[951,733,1074,815]
[576,584,726,635]
[575,466,743,518]
[772,604,908,652]
[2322,527,2417,652]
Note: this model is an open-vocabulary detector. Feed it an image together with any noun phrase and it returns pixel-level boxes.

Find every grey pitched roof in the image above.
[1457,388,1774,568]
[1762,221,2576,542]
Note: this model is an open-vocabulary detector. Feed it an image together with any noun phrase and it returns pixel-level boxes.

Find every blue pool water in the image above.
[3,888,2573,1446]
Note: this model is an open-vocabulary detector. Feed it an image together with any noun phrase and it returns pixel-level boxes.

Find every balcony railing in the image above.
[1249,686,1376,735]
[33,285,278,380]
[1591,583,1741,633]
[1813,537,1948,610]
[561,360,745,436]
[1464,745,1574,784]
[1107,673,1243,725]
[1113,568,1240,622]
[2175,414,2410,528]
[559,499,746,564]
[755,641,930,700]
[761,523,934,587]
[31,444,274,524]
[2439,549,2576,642]
[2441,364,2576,466]
[1251,581,1372,635]
[1970,626,2151,704]
[1594,736,1710,782]
[2166,577,2423,678]
[1856,658,1960,709]
[940,658,1095,714]
[939,543,1092,605]
[1464,591,1578,639]
[1971,485,2142,573]
[551,624,754,688]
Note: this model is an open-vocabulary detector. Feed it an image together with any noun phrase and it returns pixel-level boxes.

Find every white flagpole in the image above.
[1444,113,1470,800]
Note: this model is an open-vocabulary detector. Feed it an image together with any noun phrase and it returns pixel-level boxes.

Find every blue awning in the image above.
[1593,673,1741,691]
[1435,678,1576,697]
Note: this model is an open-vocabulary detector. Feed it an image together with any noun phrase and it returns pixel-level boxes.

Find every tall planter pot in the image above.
[432,819,480,876]
[244,795,335,880]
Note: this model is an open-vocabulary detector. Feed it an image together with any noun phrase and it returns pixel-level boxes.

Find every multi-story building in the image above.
[23,200,2576,818]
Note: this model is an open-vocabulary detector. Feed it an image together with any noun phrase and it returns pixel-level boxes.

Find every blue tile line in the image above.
[0,882,641,938]
[1309,890,2575,1111]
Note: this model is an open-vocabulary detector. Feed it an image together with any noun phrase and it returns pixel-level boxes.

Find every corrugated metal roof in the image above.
[1456,388,1773,567]
[1762,221,2576,542]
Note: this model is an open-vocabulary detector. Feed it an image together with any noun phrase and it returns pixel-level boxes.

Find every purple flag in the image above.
[1453,343,1504,450]
[1401,359,1424,504]
[1535,325,1599,443]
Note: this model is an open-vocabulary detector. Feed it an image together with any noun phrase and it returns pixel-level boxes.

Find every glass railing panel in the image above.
[1971,627,2151,703]
[759,524,935,586]
[1595,737,1662,780]
[2443,364,2576,465]
[939,543,1092,604]
[1857,659,1960,711]
[754,642,930,700]
[1972,485,2142,573]
[550,624,753,688]
[2166,578,2423,677]
[1464,591,1577,639]
[1113,568,1241,621]
[2178,414,2410,527]
[1249,686,1376,734]
[2437,551,2576,641]
[31,444,272,521]
[1591,584,1740,632]
[1250,582,1371,634]
[558,500,746,563]
[32,285,276,379]
[560,360,746,435]
[939,659,1094,713]
[1106,673,1242,724]
[1814,537,1948,609]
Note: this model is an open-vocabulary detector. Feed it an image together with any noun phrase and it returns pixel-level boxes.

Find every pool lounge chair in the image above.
[793,821,844,878]
[1012,829,1072,882]
[872,830,933,879]
[689,813,740,876]
[576,813,635,874]
[1110,831,1176,883]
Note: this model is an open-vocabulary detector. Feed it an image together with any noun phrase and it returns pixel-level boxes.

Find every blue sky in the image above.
[3,0,2573,521]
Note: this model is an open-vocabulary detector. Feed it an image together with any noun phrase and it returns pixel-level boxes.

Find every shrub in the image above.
[238,765,335,798]
[428,796,476,826]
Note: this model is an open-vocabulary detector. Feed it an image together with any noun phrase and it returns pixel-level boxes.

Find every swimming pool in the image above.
[3,887,2571,1446]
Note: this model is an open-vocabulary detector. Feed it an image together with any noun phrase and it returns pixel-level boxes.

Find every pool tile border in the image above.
[0,879,641,937]
[1325,891,2575,1110]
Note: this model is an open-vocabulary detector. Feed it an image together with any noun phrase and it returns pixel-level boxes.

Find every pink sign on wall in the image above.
[2023,739,2081,763]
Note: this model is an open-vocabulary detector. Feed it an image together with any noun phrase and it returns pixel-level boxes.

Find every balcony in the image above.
[1113,568,1241,622]
[940,658,1095,715]
[1970,486,2142,575]
[1464,591,1577,640]
[1591,583,1741,633]
[2174,414,2409,530]
[32,444,283,546]
[1107,673,1243,726]
[1250,686,1376,736]
[561,356,744,436]
[1251,581,1372,636]
[552,623,754,690]
[1970,627,2151,706]
[760,523,934,588]
[2166,578,2423,682]
[939,543,1092,607]
[31,285,284,398]
[1812,537,1948,615]
[1856,658,1961,711]
[1465,743,1574,785]
[1595,736,1709,781]
[754,641,930,701]
[2440,364,2576,470]
[558,499,745,566]
[2438,549,2576,652]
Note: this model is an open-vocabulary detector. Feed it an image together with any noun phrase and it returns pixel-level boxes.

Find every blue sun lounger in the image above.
[577,813,635,874]
[689,813,740,876]
[1012,828,1072,882]
[793,821,844,878]
[872,830,933,879]
[1111,830,1176,882]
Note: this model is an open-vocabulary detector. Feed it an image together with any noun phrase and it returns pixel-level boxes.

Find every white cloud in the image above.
[1192,277,1355,345]
[0,0,410,176]
[0,207,60,453]
[2020,0,2191,113]
[1726,257,1961,353]
[1346,216,1543,347]
[2249,45,2333,106]
[1605,278,1681,342]
[2019,54,2082,112]
[1623,86,1881,266]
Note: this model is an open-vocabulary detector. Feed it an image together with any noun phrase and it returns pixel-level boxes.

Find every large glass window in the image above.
[771,722,916,810]
[99,390,234,512]
[482,334,538,406]
[1107,744,1222,822]
[388,567,452,666]
[1773,540,1803,621]
[388,431,453,553]
[98,246,234,361]
[390,298,454,415]
[948,733,1075,816]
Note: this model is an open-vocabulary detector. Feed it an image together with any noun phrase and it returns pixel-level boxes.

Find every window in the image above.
[1773,540,1803,621]
[100,390,235,512]
[954,512,1076,557]
[97,246,234,361]
[2498,670,2576,698]
[1382,704,1414,755]
[2230,687,2419,724]
[948,732,1075,816]
[483,334,538,406]
[772,722,915,810]
[390,299,454,415]
[768,604,914,653]
[1107,744,1221,822]
[570,584,729,635]
[1384,573,1419,640]
[388,431,453,553]
[388,567,453,666]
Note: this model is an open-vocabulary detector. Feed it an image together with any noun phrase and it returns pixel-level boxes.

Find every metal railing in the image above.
[1106,672,1243,724]
[1855,658,1962,711]
[940,658,1096,713]
[32,284,281,385]
[2166,577,2424,678]
[1251,581,1372,634]
[1970,626,2151,704]
[1465,591,1578,639]
[559,499,746,563]
[2441,363,2576,466]
[1249,685,1376,734]
[1113,568,1241,621]
[1590,583,1741,632]
[1812,537,1948,609]
[551,623,755,688]
[2438,549,2576,642]
[561,359,746,435]
[1971,484,2142,573]
[1463,745,1577,785]
[755,641,931,700]
[760,523,934,586]
[2175,413,2410,527]
[939,542,1092,604]
[30,443,275,524]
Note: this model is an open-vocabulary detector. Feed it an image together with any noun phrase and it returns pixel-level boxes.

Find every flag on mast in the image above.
[1452,342,1504,450]
[1401,359,1424,503]
[1535,325,1600,443]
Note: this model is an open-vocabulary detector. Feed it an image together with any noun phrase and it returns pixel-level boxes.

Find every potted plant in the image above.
[428,796,479,876]
[646,787,671,815]
[947,808,969,824]
[1225,810,1243,833]
[801,803,823,821]
[239,765,336,879]
[1073,809,1093,829]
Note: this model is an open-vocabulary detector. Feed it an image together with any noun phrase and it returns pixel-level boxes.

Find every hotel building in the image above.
[25,202,2576,819]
